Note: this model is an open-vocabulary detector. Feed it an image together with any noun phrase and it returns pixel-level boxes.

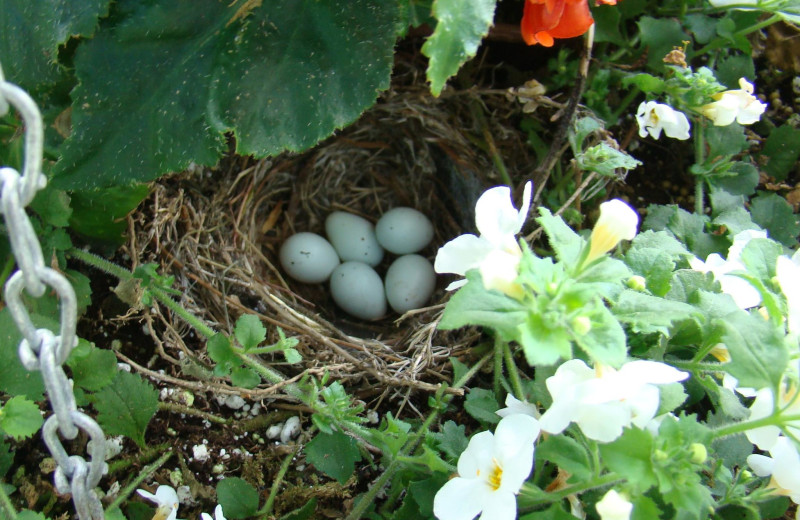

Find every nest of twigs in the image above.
[122,81,539,410]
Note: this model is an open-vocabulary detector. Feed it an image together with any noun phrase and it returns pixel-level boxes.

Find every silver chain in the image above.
[1,63,107,519]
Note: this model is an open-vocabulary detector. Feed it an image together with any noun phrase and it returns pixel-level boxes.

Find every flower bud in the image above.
[571,316,592,336]
[689,443,707,464]
[584,199,639,266]
[626,275,647,292]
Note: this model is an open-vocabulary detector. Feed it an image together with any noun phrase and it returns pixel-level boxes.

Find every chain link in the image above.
[1,62,107,519]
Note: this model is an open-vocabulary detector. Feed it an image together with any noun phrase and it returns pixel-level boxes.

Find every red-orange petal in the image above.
[545,0,594,39]
[521,0,565,45]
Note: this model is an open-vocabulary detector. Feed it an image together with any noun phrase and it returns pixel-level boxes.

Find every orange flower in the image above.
[521,0,617,47]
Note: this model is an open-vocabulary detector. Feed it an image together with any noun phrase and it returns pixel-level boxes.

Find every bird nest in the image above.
[122,82,536,412]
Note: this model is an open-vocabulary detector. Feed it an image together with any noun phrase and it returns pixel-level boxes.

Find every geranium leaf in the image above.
[0,0,110,91]
[52,0,399,190]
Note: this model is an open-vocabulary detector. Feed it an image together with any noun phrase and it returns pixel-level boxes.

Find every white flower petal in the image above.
[496,394,540,419]
[747,453,775,477]
[575,403,630,443]
[596,489,633,520]
[457,430,496,479]
[475,186,527,248]
[480,489,519,520]
[433,477,491,520]
[435,234,492,277]
[618,360,689,386]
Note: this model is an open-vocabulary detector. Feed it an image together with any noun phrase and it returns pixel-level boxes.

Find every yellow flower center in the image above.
[488,459,503,490]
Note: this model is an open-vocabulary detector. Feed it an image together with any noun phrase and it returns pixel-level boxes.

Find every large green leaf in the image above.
[52,0,399,189]
[0,0,110,92]
[421,0,496,96]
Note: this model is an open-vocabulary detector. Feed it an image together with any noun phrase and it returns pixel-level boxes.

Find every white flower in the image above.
[689,229,767,310]
[584,199,639,265]
[433,414,540,520]
[496,394,540,419]
[701,78,767,126]
[595,489,633,520]
[745,383,800,451]
[137,485,179,520]
[747,436,800,505]
[201,505,227,520]
[434,181,532,298]
[539,359,689,443]
[776,251,800,336]
[636,101,691,140]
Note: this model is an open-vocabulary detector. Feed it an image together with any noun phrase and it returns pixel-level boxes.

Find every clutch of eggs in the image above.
[279,207,436,320]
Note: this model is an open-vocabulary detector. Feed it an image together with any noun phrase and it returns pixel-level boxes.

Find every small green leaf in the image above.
[408,475,450,517]
[621,72,665,94]
[536,208,584,266]
[637,16,689,71]
[421,0,496,96]
[279,497,318,520]
[576,143,642,177]
[750,192,800,248]
[438,271,528,337]
[283,348,302,364]
[705,123,748,158]
[429,420,469,461]
[573,304,627,367]
[30,188,72,228]
[305,429,362,484]
[67,346,117,391]
[759,125,800,181]
[715,54,755,90]
[217,477,260,519]
[16,512,48,520]
[463,388,500,424]
[69,184,150,245]
[719,311,788,390]
[208,333,237,376]
[0,308,46,400]
[614,290,701,335]
[535,435,592,481]
[599,427,657,491]
[0,396,44,440]
[234,314,267,351]
[230,367,260,389]
[92,371,158,448]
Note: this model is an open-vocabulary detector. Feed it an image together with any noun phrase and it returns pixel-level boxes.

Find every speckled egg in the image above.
[375,207,434,255]
[329,261,387,320]
[325,211,384,267]
[384,254,436,314]
[279,232,340,283]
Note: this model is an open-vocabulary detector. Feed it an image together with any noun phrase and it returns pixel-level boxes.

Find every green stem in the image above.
[68,248,133,281]
[695,15,780,57]
[609,87,642,126]
[494,336,504,399]
[693,120,706,215]
[519,472,622,507]
[503,341,526,402]
[259,448,296,517]
[0,482,18,520]
[106,450,174,512]
[158,401,229,425]
[150,286,217,339]
[668,359,726,373]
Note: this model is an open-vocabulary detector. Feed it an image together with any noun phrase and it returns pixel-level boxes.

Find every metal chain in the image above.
[0,63,107,519]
